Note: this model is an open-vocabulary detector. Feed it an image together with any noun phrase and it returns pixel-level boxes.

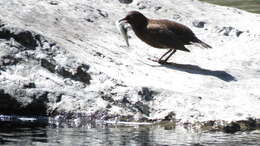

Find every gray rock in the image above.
[0,24,92,116]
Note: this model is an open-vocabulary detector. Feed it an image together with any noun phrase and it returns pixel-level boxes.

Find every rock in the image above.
[217,26,244,37]
[138,87,154,101]
[49,1,59,5]
[192,20,206,28]
[119,0,133,4]
[134,101,150,116]
[0,88,48,116]
[0,27,38,49]
[0,24,92,116]
[0,89,21,115]
[162,112,176,122]
[223,122,241,133]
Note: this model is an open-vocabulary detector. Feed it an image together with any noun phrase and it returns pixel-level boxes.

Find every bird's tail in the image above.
[193,38,212,49]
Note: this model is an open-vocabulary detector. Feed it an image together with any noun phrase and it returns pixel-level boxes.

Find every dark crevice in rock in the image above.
[40,58,56,73]
[193,20,206,28]
[22,82,36,89]
[40,59,91,84]
[119,0,133,4]
[138,87,154,101]
[0,89,22,114]
[84,18,94,23]
[217,26,244,37]
[97,9,108,18]
[72,64,91,84]
[0,27,37,49]
[22,91,49,116]
[49,1,59,5]
[13,31,37,49]
[0,20,5,27]
[0,89,48,116]
[101,92,115,103]
[134,101,150,116]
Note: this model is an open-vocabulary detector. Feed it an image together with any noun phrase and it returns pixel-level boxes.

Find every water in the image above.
[1,125,260,146]
[1,115,260,145]
[200,0,260,14]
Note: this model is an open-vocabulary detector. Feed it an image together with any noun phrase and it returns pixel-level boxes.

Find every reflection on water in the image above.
[200,0,260,14]
[1,125,260,146]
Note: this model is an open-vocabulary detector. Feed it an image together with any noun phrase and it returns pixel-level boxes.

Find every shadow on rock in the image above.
[157,62,237,82]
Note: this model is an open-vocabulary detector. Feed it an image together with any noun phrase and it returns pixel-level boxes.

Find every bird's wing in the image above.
[151,19,197,44]
[146,21,190,51]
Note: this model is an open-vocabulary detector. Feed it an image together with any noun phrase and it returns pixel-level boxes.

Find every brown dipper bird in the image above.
[119,11,211,64]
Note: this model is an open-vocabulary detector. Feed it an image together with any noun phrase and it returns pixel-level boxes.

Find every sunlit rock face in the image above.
[0,0,260,128]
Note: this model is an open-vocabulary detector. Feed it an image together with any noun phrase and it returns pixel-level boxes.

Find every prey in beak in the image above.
[116,17,130,47]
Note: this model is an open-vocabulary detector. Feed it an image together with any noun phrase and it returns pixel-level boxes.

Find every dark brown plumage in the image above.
[119,11,211,64]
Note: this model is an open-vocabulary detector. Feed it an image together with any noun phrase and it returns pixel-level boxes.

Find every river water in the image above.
[200,0,260,14]
[1,124,260,145]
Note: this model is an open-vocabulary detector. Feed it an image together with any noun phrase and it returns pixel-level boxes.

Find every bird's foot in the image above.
[147,58,168,64]
[158,60,167,64]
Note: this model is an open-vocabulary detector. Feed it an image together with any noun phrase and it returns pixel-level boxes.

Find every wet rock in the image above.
[0,115,48,128]
[236,118,257,131]
[163,112,176,121]
[223,122,241,133]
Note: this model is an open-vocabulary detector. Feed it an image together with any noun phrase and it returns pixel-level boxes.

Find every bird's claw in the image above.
[147,58,167,64]
[158,60,167,64]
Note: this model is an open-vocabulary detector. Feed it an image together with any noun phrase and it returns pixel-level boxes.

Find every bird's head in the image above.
[119,11,148,29]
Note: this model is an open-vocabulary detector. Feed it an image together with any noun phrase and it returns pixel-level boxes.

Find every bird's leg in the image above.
[164,49,176,62]
[158,49,172,64]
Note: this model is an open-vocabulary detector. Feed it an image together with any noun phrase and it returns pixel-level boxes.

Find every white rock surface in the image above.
[0,0,260,124]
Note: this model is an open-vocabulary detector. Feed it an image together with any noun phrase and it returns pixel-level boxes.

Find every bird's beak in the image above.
[119,17,128,24]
